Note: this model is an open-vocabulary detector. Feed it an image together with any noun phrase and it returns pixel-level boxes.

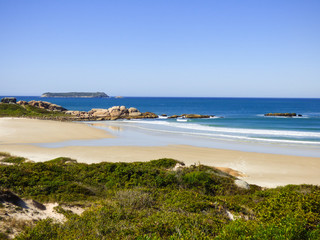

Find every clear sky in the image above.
[0,0,319,97]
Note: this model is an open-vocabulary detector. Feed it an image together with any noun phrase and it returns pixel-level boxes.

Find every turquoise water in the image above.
[8,96,320,146]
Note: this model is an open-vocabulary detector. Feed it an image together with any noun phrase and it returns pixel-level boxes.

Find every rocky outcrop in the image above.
[1,97,16,104]
[66,106,157,120]
[168,115,180,119]
[89,109,111,118]
[17,100,67,112]
[128,107,141,117]
[17,100,28,106]
[0,189,23,206]
[234,179,250,190]
[168,114,213,119]
[181,114,210,119]
[2,98,158,121]
[141,112,158,118]
[264,113,301,117]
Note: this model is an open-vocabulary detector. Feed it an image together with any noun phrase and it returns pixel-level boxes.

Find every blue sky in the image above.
[0,0,319,97]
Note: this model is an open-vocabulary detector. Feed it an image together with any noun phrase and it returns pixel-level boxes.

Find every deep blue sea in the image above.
[7,97,320,147]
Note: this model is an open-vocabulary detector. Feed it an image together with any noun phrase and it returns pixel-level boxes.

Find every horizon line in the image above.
[1,95,320,99]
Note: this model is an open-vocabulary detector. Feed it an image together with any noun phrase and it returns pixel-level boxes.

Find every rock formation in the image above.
[168,114,212,119]
[66,106,157,120]
[17,100,67,112]
[264,113,301,117]
[10,99,214,121]
[234,179,250,190]
[1,97,16,104]
[181,114,210,119]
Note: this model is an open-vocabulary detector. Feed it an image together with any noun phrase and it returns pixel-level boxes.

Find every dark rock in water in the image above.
[141,112,158,118]
[168,115,180,119]
[168,114,210,119]
[182,114,210,119]
[264,113,298,117]
[1,97,16,104]
[161,114,167,117]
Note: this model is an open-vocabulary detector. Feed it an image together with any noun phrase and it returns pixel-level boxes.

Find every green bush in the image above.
[0,156,26,164]
[0,103,68,118]
[0,154,319,239]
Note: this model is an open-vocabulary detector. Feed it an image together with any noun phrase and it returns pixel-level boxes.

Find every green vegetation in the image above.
[0,152,26,164]
[0,154,319,239]
[0,103,68,118]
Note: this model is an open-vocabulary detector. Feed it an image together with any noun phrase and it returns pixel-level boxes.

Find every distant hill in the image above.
[41,92,109,98]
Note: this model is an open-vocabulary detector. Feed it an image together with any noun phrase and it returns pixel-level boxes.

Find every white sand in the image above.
[0,118,112,144]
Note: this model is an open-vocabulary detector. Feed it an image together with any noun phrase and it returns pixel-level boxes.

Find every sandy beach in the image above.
[0,118,113,144]
[1,118,320,188]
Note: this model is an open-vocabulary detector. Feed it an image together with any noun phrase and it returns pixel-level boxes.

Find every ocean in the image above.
[7,96,320,156]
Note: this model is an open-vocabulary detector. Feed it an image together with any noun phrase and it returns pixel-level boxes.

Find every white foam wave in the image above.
[120,121,320,145]
[122,120,320,138]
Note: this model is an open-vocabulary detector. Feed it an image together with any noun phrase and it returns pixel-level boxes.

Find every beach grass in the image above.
[0,103,68,119]
[0,153,319,239]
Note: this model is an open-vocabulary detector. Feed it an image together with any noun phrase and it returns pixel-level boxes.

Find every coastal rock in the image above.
[168,114,211,119]
[89,109,111,118]
[234,179,250,190]
[85,106,147,119]
[141,112,158,118]
[17,100,28,106]
[129,112,142,117]
[26,101,67,112]
[12,99,157,121]
[128,107,142,117]
[65,111,87,116]
[48,103,66,112]
[128,107,138,113]
[1,97,16,104]
[108,106,122,118]
[264,113,299,117]
[168,115,180,119]
[182,114,210,119]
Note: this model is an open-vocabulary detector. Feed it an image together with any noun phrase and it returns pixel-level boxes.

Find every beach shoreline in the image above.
[0,118,320,188]
[0,117,113,144]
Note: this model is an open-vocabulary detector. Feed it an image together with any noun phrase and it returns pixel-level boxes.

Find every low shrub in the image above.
[0,154,319,239]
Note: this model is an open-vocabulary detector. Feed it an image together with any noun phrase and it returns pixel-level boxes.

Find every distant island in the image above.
[41,92,109,98]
